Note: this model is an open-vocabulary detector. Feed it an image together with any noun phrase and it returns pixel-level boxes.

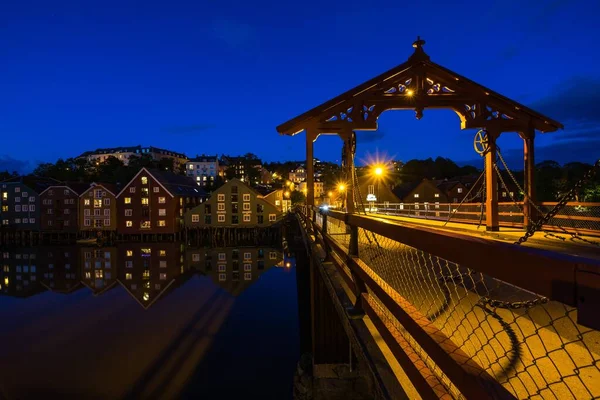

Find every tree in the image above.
[290,190,306,205]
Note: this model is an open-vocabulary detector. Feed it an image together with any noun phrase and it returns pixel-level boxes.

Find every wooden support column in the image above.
[305,128,318,208]
[485,131,499,231]
[340,129,355,214]
[522,129,536,230]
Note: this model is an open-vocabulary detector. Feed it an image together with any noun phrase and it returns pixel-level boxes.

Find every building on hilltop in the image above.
[116,168,207,235]
[77,145,188,168]
[288,165,306,183]
[186,155,219,187]
[184,178,281,228]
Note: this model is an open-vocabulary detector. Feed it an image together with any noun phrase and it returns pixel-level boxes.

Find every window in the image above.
[141,187,149,195]
[2,220,8,225]
[47,208,53,214]
[23,218,29,224]
[22,205,28,212]
[434,193,440,198]
[84,199,90,206]
[30,205,35,212]
[104,198,110,205]
[141,198,149,205]
[93,209,101,216]
[94,189,102,198]
[125,209,132,216]
[15,187,20,193]
[126,261,133,268]
[94,199,102,208]
[219,273,226,281]
[140,221,151,229]
[243,214,251,222]
[231,204,238,213]
[84,219,91,226]
[257,215,264,224]
[159,260,167,268]
[269,251,277,260]
[29,196,35,202]
[231,194,238,203]
[126,273,132,280]
[232,215,239,224]
[1,192,6,200]
[243,203,250,211]
[414,193,420,198]
[1,205,6,212]
[204,215,212,224]
[104,219,110,226]
[244,272,252,281]
[257,204,264,213]
[217,194,225,201]
[275,200,280,206]
[64,209,70,215]
[126,220,133,227]
[502,192,507,198]
[93,219,102,228]
[153,187,159,193]
[368,185,374,195]
[158,197,166,204]
[159,250,166,257]
[22,192,28,197]
[47,220,52,226]
[218,203,225,211]
[160,273,167,280]
[158,209,166,216]
[204,204,211,213]
[457,188,463,194]
[509,192,514,197]
[218,252,226,261]
[243,194,250,201]
[15,205,21,212]
[104,209,110,216]
[158,220,166,227]
[269,214,276,222]
[130,187,136,193]
[244,263,252,271]
[218,264,226,272]
[244,252,251,260]
[124,197,132,204]
[64,190,70,195]
[141,177,148,185]
[218,214,225,222]
[191,214,200,222]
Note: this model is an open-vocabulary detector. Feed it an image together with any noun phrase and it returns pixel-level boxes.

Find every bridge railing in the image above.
[363,202,600,235]
[298,206,600,399]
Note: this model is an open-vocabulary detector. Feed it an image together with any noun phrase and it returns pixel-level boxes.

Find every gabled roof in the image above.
[81,182,118,197]
[1,176,62,194]
[116,168,207,198]
[393,181,422,200]
[277,38,563,135]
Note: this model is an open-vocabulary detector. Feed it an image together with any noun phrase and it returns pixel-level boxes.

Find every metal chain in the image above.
[443,167,485,226]
[478,295,549,310]
[515,159,600,245]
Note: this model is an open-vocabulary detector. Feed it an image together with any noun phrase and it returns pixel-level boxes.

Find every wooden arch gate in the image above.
[277,37,563,231]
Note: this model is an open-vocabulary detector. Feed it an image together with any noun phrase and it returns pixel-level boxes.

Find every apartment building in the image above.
[186,155,219,187]
[79,183,119,231]
[117,168,207,234]
[288,165,306,183]
[39,183,89,233]
[297,180,325,199]
[77,145,188,168]
[184,178,281,228]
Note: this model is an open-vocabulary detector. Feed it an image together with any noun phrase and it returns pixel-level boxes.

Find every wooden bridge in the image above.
[292,206,600,399]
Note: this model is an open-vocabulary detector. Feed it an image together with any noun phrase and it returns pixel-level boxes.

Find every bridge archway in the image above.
[277,37,563,231]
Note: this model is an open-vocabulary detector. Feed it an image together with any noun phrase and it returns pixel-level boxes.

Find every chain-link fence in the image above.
[369,202,600,234]
[304,208,600,399]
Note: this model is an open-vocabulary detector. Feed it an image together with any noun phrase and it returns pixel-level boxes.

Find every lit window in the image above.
[126,273,132,280]
[244,272,252,281]
[217,194,225,201]
[191,214,200,222]
[218,203,225,211]
[243,214,251,222]
[158,209,166,216]
[275,200,280,206]
[1,192,7,200]
[434,193,439,198]
[244,263,251,271]
[159,250,166,256]
[457,188,463,194]
[157,220,166,227]
[269,214,276,222]
[218,252,226,261]
[158,197,166,204]
[84,199,90,205]
[414,193,419,198]
[218,214,225,222]
[126,220,133,227]
[243,203,250,211]
[140,221,151,229]
[141,177,148,185]
[269,251,277,260]
[124,197,131,204]
[243,194,250,202]
[244,252,251,260]
[94,199,102,208]
[153,187,159,193]
[141,198,149,205]
[143,292,150,301]
[502,192,507,197]
[509,192,514,197]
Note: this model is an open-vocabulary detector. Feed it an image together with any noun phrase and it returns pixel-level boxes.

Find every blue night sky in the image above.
[1,0,599,173]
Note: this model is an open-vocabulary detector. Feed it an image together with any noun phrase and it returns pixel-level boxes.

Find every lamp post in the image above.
[338,184,346,211]
[373,166,385,212]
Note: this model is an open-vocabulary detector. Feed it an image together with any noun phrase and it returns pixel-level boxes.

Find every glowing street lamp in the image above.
[338,184,346,192]
[328,191,333,198]
[284,191,290,198]
[374,167,383,176]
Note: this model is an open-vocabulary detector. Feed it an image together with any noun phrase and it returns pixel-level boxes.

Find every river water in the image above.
[0,242,300,399]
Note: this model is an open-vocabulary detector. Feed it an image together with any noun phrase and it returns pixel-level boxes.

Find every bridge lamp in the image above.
[328,191,333,198]
[374,167,384,176]
[338,184,346,192]
[406,89,414,96]
[284,191,290,198]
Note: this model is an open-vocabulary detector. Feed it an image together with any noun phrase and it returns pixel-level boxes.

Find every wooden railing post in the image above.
[347,216,367,319]
[322,210,328,235]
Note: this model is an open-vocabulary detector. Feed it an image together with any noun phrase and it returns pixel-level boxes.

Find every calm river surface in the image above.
[0,242,300,399]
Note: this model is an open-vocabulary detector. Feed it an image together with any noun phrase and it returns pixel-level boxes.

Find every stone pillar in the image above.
[522,130,536,230]
[485,131,499,231]
[306,129,317,208]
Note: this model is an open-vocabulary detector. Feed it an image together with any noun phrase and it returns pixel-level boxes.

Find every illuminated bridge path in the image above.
[293,206,600,400]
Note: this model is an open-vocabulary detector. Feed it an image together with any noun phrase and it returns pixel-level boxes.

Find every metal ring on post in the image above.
[473,129,489,156]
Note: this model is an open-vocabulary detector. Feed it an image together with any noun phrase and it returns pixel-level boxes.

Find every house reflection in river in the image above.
[185,246,282,296]
[40,246,82,294]
[80,247,118,295]
[0,248,46,297]
[117,243,189,309]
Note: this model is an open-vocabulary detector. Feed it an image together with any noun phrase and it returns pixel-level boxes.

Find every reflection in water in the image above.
[0,242,298,399]
[1,243,285,309]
